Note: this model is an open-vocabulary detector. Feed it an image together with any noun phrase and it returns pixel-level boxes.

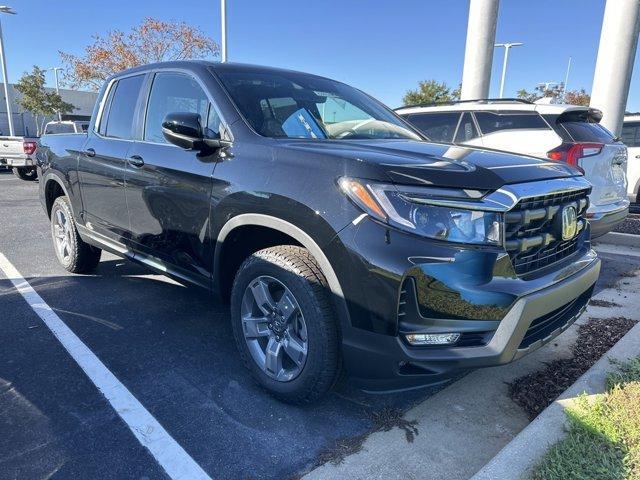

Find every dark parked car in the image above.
[37,61,600,403]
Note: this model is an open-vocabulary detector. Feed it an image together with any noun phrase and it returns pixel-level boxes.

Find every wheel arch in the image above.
[214,213,351,332]
[43,174,72,218]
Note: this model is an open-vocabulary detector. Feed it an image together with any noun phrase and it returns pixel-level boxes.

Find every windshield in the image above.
[216,68,421,141]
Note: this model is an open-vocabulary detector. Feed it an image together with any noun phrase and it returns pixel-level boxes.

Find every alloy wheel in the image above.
[53,208,72,263]
[240,275,308,382]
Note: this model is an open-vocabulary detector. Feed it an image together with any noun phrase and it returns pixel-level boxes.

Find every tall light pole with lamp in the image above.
[0,6,15,136]
[494,42,523,98]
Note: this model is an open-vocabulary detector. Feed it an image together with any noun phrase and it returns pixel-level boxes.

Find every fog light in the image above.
[405,332,461,346]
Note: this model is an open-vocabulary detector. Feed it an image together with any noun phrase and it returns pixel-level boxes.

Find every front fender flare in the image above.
[215,213,351,331]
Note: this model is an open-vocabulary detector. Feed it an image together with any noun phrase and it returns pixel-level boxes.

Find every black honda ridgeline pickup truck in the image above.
[38,61,600,404]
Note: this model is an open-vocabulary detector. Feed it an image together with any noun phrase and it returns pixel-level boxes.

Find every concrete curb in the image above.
[597,231,640,248]
[471,319,640,480]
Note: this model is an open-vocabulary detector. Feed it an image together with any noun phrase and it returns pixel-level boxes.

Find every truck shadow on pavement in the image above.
[0,258,449,480]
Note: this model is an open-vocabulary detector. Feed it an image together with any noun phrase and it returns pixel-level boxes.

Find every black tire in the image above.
[12,166,37,181]
[50,196,102,273]
[230,245,340,404]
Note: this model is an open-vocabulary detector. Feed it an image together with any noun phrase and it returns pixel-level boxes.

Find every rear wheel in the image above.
[231,245,340,404]
[12,166,37,181]
[50,196,102,273]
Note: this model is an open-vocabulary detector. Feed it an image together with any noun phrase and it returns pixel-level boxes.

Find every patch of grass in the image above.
[529,357,640,480]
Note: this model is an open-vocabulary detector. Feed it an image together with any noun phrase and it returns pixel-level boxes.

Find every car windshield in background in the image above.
[216,68,421,141]
[622,122,640,147]
[45,123,75,134]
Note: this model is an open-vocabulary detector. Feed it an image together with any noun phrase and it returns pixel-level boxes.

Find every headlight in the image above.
[339,177,502,245]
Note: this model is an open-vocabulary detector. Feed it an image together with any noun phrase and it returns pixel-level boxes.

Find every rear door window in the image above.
[621,122,640,147]
[405,112,461,143]
[104,74,145,140]
[454,112,479,143]
[474,112,550,134]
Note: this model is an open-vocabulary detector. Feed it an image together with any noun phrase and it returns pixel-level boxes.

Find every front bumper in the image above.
[0,156,36,168]
[342,253,599,392]
[588,200,629,238]
[331,214,600,393]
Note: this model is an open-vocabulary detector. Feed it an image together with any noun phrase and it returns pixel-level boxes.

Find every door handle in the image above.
[128,155,144,167]
[84,148,96,157]
[636,155,640,159]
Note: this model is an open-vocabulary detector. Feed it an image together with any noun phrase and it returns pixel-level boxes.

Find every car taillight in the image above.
[23,141,37,155]
[547,142,603,169]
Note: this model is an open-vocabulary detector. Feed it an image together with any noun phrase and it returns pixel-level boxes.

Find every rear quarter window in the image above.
[561,122,615,144]
[474,112,550,134]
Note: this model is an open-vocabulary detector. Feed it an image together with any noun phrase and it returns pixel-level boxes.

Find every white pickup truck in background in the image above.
[0,122,90,181]
[44,120,89,135]
[0,136,39,180]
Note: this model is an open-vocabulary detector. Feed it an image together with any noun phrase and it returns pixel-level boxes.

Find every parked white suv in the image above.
[396,99,629,237]
[622,113,640,205]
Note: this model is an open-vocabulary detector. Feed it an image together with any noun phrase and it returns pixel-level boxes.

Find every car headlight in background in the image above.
[339,177,502,246]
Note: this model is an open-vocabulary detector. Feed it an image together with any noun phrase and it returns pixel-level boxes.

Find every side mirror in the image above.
[162,112,232,152]
[162,112,204,149]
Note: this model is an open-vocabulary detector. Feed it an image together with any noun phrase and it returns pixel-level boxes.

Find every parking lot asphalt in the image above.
[0,170,445,480]
[2,169,639,480]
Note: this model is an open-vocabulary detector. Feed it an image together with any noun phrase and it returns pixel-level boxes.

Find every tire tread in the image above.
[231,245,340,404]
[51,196,102,273]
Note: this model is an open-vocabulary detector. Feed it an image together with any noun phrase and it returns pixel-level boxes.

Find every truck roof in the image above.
[107,60,334,83]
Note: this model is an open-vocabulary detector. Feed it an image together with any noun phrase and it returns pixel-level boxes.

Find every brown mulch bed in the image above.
[614,213,640,235]
[508,317,637,420]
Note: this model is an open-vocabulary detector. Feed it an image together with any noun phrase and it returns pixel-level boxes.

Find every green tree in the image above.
[15,66,75,136]
[402,80,460,106]
[564,88,591,106]
[60,18,218,91]
[517,84,590,106]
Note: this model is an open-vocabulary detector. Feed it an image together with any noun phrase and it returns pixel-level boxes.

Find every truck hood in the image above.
[279,139,580,190]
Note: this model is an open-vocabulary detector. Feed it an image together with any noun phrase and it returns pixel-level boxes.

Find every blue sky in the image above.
[5,0,640,110]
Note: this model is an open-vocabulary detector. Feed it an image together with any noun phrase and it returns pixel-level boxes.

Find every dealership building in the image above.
[0,83,97,136]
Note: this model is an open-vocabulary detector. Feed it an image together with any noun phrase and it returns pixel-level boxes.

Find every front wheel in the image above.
[12,166,37,181]
[231,245,340,404]
[50,196,102,273]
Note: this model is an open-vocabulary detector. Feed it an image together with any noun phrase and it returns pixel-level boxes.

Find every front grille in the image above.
[518,286,593,349]
[504,188,590,275]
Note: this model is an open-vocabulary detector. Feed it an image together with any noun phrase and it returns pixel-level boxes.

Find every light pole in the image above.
[494,42,523,98]
[0,6,15,136]
[49,67,63,121]
[562,56,572,101]
[220,0,227,62]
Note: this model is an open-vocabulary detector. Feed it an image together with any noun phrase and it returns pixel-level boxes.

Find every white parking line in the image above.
[0,253,212,480]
